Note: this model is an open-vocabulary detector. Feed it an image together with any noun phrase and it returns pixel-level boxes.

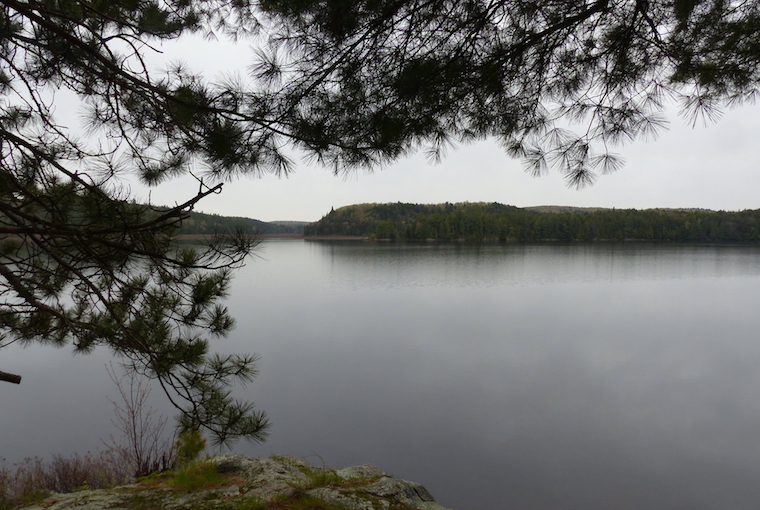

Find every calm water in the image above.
[4,241,760,509]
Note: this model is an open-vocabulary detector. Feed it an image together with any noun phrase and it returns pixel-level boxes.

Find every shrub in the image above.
[0,452,132,509]
[173,429,207,469]
[104,363,175,478]
[168,461,225,491]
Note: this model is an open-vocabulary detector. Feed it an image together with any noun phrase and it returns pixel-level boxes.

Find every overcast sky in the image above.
[110,35,760,223]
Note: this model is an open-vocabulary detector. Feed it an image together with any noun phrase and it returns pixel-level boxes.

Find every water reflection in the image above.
[5,242,760,510]
[315,241,760,288]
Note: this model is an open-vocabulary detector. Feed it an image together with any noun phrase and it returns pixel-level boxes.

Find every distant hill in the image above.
[304,202,760,242]
[523,205,611,214]
[177,211,308,235]
[524,205,717,214]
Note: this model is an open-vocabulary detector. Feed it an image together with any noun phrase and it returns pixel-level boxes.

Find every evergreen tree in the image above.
[3,0,760,445]
[0,0,273,446]
[259,0,760,186]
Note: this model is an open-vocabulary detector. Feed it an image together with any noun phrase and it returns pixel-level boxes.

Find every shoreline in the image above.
[176,234,366,241]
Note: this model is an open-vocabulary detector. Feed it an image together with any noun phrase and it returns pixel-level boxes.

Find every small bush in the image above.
[168,461,224,491]
[303,469,343,489]
[173,430,206,469]
[0,451,132,509]
[232,497,267,510]
[104,363,175,478]
[270,492,349,510]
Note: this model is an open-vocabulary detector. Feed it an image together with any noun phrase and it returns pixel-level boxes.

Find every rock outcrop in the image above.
[22,454,455,510]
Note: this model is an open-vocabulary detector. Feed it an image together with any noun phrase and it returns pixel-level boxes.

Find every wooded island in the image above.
[304,203,760,242]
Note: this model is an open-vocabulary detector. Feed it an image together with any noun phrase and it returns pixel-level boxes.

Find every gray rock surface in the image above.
[22,454,456,510]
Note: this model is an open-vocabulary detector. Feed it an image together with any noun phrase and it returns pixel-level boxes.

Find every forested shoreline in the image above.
[303,203,760,242]
[176,211,307,236]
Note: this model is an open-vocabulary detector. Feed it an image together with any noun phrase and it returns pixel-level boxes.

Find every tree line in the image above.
[176,211,306,236]
[304,203,760,242]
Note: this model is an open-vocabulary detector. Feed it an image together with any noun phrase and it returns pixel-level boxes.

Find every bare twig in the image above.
[103,363,175,477]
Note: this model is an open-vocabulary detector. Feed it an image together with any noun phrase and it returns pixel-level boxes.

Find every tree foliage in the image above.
[305,202,760,241]
[258,0,760,186]
[176,212,306,236]
[0,0,273,447]
[2,0,760,446]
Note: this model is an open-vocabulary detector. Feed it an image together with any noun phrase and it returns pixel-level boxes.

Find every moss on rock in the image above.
[20,455,454,510]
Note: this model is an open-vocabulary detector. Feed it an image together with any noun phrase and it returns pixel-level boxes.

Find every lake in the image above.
[4,241,760,509]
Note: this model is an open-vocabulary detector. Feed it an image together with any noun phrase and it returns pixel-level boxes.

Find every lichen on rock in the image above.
[21,454,455,510]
